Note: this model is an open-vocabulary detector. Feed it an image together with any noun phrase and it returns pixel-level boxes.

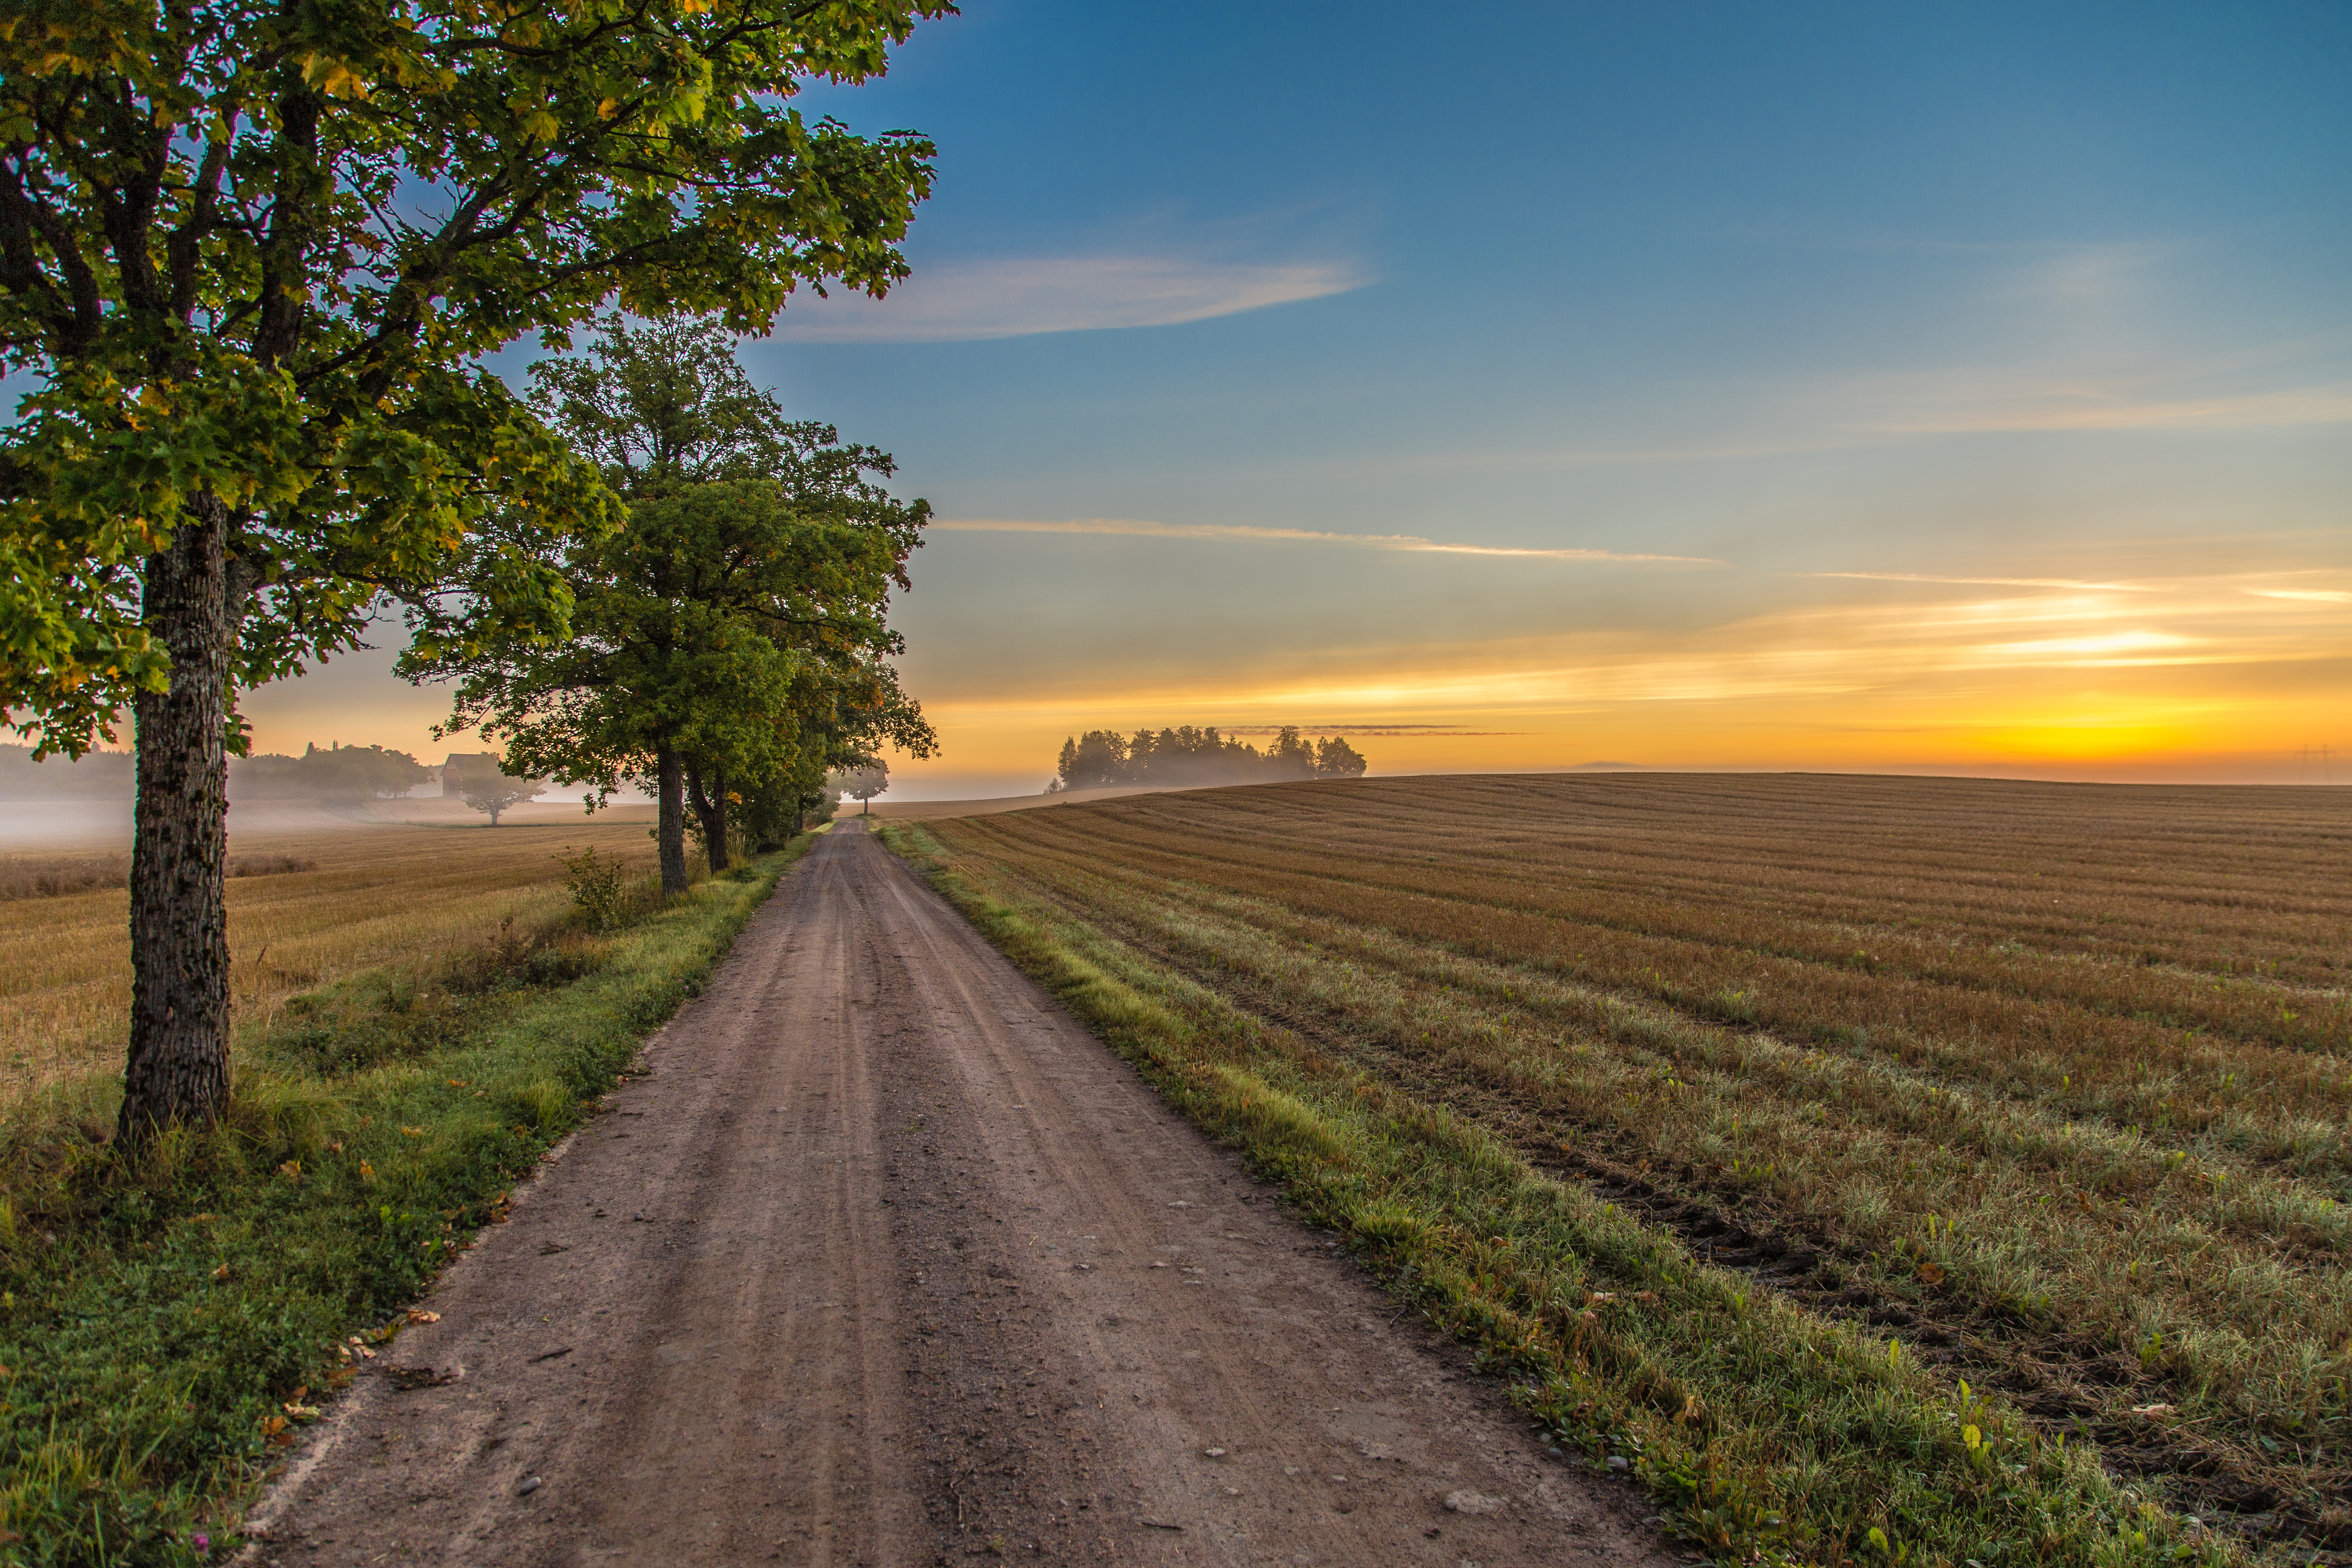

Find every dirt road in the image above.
[247,825,1670,1566]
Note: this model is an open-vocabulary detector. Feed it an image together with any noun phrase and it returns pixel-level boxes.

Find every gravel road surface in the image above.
[246,823,1669,1566]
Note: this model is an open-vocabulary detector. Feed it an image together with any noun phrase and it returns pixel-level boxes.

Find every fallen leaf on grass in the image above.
[1918,1262,1946,1285]
[1585,1291,1617,1306]
[211,1263,230,1280]
[401,1127,424,1137]
[2130,1404,2177,1417]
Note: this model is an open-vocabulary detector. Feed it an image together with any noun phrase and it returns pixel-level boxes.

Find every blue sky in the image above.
[252,0,2352,793]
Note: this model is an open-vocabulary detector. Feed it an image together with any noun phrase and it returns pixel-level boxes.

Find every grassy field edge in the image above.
[0,832,821,1568]
[876,819,2225,1568]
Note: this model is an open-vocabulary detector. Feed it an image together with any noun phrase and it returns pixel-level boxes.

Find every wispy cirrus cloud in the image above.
[1802,571,2152,592]
[769,255,1367,343]
[929,516,1718,565]
[1875,380,2352,434]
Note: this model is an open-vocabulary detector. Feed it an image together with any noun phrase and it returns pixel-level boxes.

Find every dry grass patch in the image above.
[0,812,664,1112]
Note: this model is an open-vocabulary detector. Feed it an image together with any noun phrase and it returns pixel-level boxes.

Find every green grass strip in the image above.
[878,820,2235,1568]
[0,840,814,1568]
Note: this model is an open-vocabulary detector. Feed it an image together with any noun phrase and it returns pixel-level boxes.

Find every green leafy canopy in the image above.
[416,320,939,804]
[0,0,948,753]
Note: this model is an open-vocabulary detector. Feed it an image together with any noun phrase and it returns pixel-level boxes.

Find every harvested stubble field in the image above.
[912,773,2352,1562]
[0,811,661,1115]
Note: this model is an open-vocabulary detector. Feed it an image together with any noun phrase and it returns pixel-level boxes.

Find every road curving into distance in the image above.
[246,822,1670,1566]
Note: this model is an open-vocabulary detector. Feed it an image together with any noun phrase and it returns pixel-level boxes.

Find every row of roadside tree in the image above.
[0,0,953,1144]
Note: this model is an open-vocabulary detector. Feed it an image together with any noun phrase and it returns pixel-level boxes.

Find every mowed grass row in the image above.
[971,779,2352,1171]
[0,812,663,1113]
[903,775,2352,1565]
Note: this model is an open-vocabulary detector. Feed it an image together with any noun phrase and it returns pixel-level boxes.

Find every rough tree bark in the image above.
[119,496,238,1147]
[656,744,689,895]
[684,758,730,873]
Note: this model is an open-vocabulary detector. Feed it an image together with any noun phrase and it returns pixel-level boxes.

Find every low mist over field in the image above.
[0,744,627,850]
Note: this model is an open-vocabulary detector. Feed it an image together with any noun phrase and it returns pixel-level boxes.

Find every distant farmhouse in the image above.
[439,753,507,798]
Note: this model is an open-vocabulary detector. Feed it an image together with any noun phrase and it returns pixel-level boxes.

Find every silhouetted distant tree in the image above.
[460,767,549,827]
[1267,727,1318,778]
[1314,737,1368,778]
[833,761,890,815]
[1055,731,1130,790]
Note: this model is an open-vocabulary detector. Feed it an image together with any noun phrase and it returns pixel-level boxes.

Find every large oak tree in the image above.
[418,316,934,893]
[0,0,945,1144]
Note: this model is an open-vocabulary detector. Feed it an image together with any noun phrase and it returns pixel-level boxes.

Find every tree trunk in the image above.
[656,744,688,895]
[683,758,729,873]
[120,498,236,1148]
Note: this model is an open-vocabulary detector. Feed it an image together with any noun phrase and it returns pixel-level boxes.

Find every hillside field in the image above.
[896,773,2352,1564]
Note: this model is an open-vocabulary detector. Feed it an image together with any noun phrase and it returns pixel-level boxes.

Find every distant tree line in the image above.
[1047,726,1368,792]
[234,744,434,804]
[0,740,428,804]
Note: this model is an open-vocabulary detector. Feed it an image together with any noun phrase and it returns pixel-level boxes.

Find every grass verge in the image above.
[0,836,815,1567]
[877,818,2230,1568]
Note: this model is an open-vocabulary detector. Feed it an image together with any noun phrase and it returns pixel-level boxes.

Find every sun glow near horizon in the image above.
[860,542,2349,793]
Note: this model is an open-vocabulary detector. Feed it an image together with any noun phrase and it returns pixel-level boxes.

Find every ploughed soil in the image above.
[868,784,1200,821]
[243,824,1670,1567]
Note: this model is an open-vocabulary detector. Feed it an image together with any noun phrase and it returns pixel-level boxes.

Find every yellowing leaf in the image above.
[1917,1261,1945,1285]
